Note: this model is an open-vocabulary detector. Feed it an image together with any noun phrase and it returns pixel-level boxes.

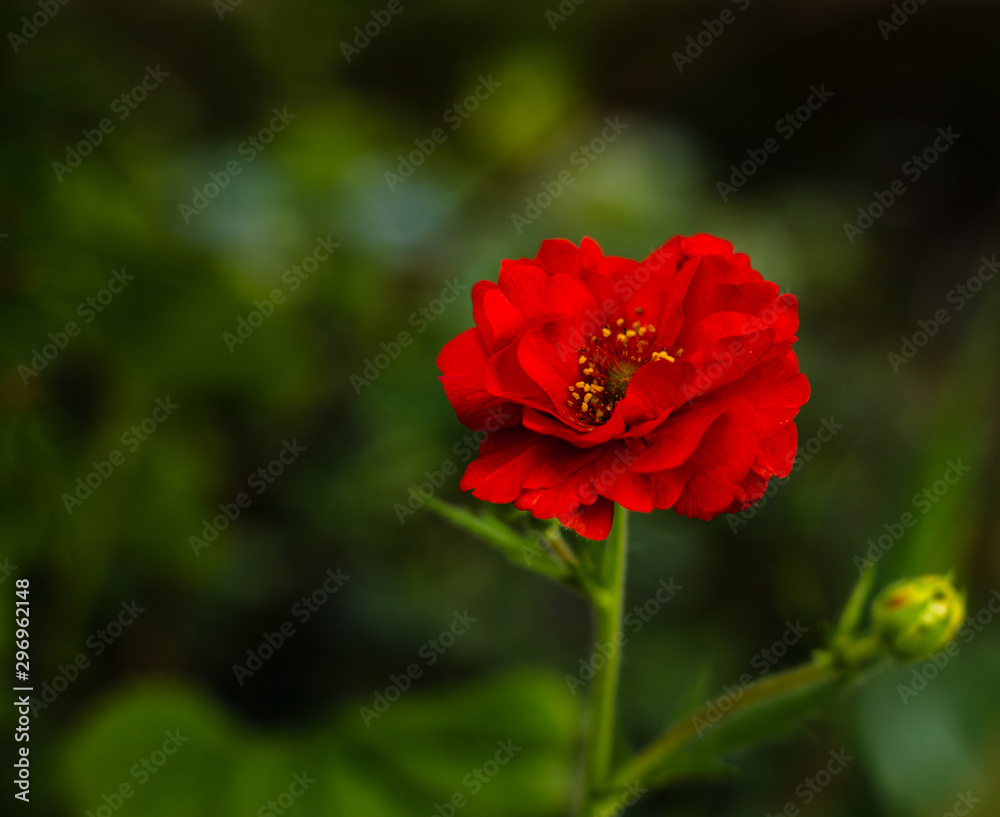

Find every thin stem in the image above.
[580,506,629,810]
[544,523,580,566]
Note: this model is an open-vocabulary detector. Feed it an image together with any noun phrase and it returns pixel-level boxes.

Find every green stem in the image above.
[580,506,629,810]
[611,658,840,789]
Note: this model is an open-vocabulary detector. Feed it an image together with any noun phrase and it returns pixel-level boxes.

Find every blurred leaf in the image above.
[901,274,1000,576]
[62,669,578,817]
[649,671,846,786]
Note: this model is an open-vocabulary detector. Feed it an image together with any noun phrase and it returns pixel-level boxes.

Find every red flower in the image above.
[436,235,809,540]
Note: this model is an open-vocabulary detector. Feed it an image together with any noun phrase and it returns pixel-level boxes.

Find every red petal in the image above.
[611,359,680,428]
[620,252,698,347]
[676,310,772,357]
[497,265,597,327]
[629,405,723,473]
[459,428,600,504]
[678,254,765,332]
[516,327,584,413]
[579,237,606,268]
[484,341,557,415]
[677,329,779,402]
[514,446,630,535]
[437,328,521,430]
[557,497,614,540]
[738,292,799,345]
[606,463,695,513]
[521,406,627,447]
[726,421,798,511]
[478,284,527,353]
[712,350,809,437]
[497,264,555,322]
[672,399,761,519]
[533,238,587,277]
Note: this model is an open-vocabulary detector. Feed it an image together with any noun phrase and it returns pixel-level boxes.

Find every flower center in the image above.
[565,312,681,426]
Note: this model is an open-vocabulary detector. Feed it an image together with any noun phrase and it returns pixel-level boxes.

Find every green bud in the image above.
[871,574,966,662]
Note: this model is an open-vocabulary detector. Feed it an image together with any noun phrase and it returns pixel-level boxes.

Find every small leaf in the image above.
[612,661,873,790]
[424,496,577,585]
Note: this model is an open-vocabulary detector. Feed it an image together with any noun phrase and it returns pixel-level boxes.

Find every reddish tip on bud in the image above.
[871,574,965,662]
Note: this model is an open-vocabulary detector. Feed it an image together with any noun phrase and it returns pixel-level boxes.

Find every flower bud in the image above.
[871,575,965,662]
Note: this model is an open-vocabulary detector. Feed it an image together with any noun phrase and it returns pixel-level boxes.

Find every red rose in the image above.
[436,234,810,540]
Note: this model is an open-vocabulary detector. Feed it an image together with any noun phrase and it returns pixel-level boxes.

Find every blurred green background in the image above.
[2,0,999,814]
